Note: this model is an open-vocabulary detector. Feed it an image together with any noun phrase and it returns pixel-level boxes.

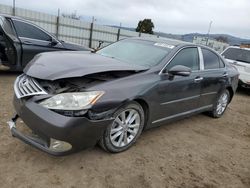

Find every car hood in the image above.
[24,51,148,80]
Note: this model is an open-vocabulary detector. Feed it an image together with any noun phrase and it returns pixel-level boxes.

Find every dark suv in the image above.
[0,14,90,71]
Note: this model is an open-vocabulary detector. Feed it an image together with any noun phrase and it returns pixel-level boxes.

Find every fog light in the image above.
[49,138,72,152]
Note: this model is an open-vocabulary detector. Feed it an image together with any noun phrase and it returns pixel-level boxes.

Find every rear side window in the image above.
[202,48,220,69]
[167,47,199,70]
[13,20,51,41]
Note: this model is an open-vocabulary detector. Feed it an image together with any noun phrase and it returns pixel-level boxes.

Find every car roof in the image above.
[131,36,191,46]
[226,46,250,51]
[130,37,221,55]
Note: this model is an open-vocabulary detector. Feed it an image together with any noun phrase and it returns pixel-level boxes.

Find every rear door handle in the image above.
[222,73,228,77]
[194,77,203,82]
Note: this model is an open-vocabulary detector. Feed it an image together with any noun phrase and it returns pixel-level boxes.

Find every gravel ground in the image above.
[0,72,250,188]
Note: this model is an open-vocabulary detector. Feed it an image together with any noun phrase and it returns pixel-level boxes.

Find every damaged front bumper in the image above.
[7,96,114,156]
[7,114,75,155]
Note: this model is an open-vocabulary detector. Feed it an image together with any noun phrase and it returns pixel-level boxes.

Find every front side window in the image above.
[202,48,220,69]
[166,47,199,70]
[13,20,51,41]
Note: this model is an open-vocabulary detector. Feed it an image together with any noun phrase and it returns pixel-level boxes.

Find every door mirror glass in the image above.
[168,65,191,77]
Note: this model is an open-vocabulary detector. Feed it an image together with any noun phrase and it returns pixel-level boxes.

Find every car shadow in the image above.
[0,71,21,76]
[237,87,250,96]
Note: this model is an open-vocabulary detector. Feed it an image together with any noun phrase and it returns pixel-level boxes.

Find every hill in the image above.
[110,26,250,46]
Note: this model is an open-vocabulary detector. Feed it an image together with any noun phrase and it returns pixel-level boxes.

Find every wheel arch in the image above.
[133,98,150,130]
[226,86,234,103]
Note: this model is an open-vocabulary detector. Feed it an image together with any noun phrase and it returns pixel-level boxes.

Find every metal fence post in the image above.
[117,23,122,41]
[12,0,15,16]
[117,28,120,41]
[89,22,93,48]
[56,9,60,38]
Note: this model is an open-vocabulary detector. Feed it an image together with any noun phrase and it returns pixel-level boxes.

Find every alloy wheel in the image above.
[110,109,141,147]
[216,92,229,115]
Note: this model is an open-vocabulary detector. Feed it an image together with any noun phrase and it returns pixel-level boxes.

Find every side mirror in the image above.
[98,40,104,48]
[92,41,104,52]
[50,38,58,46]
[168,65,191,77]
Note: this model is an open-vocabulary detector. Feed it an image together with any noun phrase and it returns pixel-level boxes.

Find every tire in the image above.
[99,101,145,153]
[209,89,230,118]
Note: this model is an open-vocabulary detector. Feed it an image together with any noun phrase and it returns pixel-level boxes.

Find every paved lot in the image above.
[0,72,250,188]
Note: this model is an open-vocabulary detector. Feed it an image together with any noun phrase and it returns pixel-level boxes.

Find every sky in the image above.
[1,0,250,39]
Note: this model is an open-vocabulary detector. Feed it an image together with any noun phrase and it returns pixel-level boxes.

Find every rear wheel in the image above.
[210,90,230,118]
[99,102,144,153]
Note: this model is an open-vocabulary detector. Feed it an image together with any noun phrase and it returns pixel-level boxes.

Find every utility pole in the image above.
[206,21,213,46]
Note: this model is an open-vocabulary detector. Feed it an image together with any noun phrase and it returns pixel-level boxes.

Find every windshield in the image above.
[222,48,250,64]
[96,39,173,67]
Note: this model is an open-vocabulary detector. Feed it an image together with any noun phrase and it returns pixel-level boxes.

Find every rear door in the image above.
[199,47,227,107]
[11,19,65,68]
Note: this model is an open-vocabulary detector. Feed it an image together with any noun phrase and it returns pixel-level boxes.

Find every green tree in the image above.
[136,19,154,34]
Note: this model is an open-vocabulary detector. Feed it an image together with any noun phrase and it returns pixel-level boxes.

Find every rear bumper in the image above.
[8,96,113,156]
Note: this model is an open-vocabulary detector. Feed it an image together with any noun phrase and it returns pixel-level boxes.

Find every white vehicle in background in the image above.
[222,46,250,88]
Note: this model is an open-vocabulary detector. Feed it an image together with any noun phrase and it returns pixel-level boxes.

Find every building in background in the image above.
[193,36,229,53]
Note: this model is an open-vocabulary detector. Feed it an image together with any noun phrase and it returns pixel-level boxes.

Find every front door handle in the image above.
[23,41,33,45]
[194,77,203,83]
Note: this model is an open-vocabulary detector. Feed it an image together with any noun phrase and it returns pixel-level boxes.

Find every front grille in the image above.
[14,74,47,99]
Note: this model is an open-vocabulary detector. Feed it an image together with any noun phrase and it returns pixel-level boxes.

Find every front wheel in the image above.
[99,102,145,153]
[210,90,230,118]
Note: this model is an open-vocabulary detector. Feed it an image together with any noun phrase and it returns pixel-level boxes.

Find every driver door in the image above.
[153,47,202,123]
[11,19,64,68]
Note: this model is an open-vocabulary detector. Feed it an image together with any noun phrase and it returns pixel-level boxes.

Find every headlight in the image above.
[39,91,104,110]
